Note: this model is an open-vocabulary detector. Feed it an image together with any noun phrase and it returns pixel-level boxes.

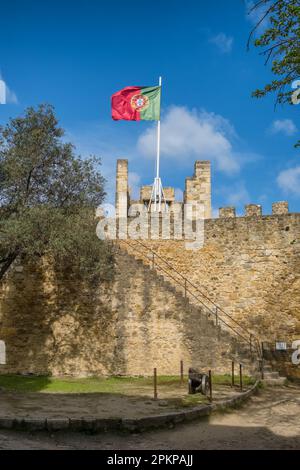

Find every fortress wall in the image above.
[0,251,245,377]
[0,213,298,377]
[136,213,300,343]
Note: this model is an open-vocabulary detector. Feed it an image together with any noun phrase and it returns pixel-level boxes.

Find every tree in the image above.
[248,0,300,146]
[0,104,114,282]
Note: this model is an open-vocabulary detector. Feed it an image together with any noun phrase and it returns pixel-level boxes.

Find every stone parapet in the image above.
[219,207,236,219]
[245,204,262,217]
[272,201,289,215]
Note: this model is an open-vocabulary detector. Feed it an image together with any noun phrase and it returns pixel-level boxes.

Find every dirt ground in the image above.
[0,384,299,450]
[0,382,242,420]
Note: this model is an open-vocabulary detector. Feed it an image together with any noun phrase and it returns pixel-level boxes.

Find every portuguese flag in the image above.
[111,86,161,121]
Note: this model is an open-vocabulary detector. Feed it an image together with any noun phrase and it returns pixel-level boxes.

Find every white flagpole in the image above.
[149,76,167,213]
[156,76,162,212]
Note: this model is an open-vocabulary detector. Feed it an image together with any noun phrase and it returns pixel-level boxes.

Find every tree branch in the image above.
[0,251,19,281]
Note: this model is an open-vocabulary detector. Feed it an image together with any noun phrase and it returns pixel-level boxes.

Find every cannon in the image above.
[188,368,210,395]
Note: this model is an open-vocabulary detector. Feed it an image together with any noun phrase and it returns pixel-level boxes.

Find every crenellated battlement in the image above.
[219,201,290,219]
[114,159,298,242]
[116,158,212,219]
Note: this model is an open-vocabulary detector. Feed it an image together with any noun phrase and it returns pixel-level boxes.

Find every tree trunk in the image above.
[0,252,18,281]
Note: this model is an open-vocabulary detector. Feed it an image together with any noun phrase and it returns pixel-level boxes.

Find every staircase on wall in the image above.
[118,238,287,384]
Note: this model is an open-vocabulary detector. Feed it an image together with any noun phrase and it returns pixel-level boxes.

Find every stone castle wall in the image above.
[0,158,299,377]
[0,251,249,377]
[137,213,300,343]
[114,158,300,345]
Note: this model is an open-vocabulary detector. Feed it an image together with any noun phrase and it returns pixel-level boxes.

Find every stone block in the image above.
[46,418,69,431]
[219,207,236,218]
[272,201,289,215]
[245,204,262,217]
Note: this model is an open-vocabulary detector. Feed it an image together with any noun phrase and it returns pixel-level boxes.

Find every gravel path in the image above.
[0,384,299,450]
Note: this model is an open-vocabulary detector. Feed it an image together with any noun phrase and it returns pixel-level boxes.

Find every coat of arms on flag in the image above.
[111,85,161,121]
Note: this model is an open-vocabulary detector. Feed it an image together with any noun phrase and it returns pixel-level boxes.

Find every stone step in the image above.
[263,371,280,379]
[262,377,287,386]
[262,366,273,372]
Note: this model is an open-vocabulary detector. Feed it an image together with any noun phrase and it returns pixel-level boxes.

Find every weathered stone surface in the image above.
[272,201,289,215]
[46,418,69,431]
[219,207,236,218]
[0,248,255,376]
[184,161,211,219]
[23,418,47,431]
[0,417,14,429]
[0,159,299,379]
[245,204,262,217]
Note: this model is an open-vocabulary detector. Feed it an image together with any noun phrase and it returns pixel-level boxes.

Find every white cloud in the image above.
[216,181,251,214]
[175,188,184,202]
[65,122,137,204]
[137,106,241,174]
[209,33,233,54]
[212,207,219,219]
[0,73,18,104]
[128,172,141,200]
[277,166,300,196]
[269,119,297,136]
[6,86,18,104]
[226,182,250,206]
[227,184,250,206]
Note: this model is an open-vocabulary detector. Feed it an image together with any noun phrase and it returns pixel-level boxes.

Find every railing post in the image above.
[154,368,158,400]
[260,341,265,379]
[208,370,213,402]
[180,360,184,385]
[216,307,218,327]
[239,364,243,392]
[231,361,235,388]
[184,279,187,298]
[152,253,155,269]
[250,334,253,355]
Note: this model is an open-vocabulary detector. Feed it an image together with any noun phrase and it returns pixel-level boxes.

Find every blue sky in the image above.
[0,0,299,215]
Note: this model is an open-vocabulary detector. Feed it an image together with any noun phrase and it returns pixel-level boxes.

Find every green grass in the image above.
[0,373,255,394]
[211,374,255,386]
[0,375,183,394]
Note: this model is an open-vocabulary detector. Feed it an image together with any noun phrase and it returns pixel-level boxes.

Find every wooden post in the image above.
[261,341,265,380]
[231,361,235,388]
[208,370,212,402]
[239,364,243,392]
[152,253,155,269]
[184,280,187,298]
[180,360,184,385]
[153,368,158,400]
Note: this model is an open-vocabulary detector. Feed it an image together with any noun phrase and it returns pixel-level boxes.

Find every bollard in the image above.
[261,358,264,380]
[180,360,184,385]
[208,370,213,402]
[261,342,265,380]
[239,364,243,392]
[154,368,158,400]
[231,361,235,387]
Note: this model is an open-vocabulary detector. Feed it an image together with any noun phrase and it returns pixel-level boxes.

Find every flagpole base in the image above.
[148,177,168,213]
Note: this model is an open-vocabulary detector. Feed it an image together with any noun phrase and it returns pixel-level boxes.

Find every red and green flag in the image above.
[111,86,161,121]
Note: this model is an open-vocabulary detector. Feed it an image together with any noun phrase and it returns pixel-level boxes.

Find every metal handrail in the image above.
[119,237,262,358]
